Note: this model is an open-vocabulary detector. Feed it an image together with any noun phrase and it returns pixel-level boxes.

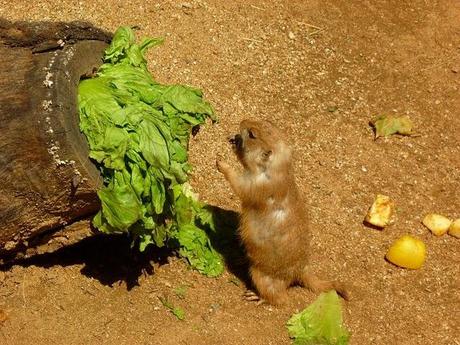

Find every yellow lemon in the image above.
[386,235,426,269]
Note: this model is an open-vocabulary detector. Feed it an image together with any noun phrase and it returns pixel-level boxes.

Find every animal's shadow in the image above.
[0,206,250,290]
[206,206,251,286]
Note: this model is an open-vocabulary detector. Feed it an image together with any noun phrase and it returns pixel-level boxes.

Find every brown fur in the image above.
[217,119,349,305]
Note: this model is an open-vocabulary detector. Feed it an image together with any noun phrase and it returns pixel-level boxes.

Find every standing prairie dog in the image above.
[217,119,349,305]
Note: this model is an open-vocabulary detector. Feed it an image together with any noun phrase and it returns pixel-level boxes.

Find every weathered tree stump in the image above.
[0,19,111,262]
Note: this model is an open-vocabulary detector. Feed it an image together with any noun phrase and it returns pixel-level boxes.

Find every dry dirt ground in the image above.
[1,1,460,344]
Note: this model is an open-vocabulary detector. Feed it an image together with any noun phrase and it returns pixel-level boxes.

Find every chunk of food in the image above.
[448,219,460,238]
[422,214,452,236]
[386,235,426,269]
[364,194,394,228]
[78,26,223,277]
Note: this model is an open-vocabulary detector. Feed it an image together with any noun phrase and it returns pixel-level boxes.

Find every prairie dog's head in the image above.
[229,119,292,173]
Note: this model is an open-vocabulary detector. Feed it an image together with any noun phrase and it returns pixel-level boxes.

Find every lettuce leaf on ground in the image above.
[370,115,413,138]
[286,291,350,345]
[78,26,222,277]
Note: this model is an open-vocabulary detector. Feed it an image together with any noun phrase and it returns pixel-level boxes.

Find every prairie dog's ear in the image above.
[262,150,272,160]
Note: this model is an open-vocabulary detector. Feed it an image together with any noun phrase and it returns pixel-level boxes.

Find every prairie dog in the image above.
[217,119,348,305]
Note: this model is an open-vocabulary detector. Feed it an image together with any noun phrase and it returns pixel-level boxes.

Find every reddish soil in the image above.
[1,1,459,344]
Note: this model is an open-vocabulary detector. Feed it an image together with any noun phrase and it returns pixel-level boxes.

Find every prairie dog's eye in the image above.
[248,129,256,139]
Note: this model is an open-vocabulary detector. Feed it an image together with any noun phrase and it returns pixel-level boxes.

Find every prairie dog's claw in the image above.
[216,159,230,174]
[243,290,265,305]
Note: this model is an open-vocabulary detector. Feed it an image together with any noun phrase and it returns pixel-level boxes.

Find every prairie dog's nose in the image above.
[229,134,243,149]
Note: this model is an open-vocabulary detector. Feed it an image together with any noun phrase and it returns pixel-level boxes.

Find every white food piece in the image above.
[364,194,394,228]
[448,219,460,238]
[422,213,452,236]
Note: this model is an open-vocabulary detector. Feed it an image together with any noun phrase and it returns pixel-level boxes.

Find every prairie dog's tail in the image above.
[302,270,350,300]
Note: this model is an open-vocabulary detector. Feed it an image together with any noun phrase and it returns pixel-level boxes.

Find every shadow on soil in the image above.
[206,206,251,287]
[1,207,251,290]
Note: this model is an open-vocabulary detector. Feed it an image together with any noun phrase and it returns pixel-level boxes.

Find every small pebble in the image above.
[0,310,8,323]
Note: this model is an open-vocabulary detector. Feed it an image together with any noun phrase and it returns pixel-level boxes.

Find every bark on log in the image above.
[0,20,111,261]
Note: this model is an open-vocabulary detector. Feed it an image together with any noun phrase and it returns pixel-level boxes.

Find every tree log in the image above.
[0,20,111,261]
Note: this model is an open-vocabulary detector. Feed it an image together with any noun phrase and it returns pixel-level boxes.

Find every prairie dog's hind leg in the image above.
[250,267,289,305]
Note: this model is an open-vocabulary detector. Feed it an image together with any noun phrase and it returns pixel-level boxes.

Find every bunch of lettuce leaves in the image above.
[78,26,223,277]
[286,291,350,345]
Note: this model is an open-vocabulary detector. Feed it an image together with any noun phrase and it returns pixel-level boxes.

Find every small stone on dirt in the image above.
[0,310,8,324]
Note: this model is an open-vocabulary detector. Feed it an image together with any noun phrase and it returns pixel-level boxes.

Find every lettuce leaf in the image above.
[78,26,223,277]
[370,115,413,138]
[286,291,350,345]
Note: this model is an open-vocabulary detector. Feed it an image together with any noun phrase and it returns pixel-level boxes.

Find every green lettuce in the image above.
[286,291,350,345]
[78,26,223,277]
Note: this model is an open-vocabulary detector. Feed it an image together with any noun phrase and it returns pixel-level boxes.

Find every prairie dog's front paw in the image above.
[216,159,230,174]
